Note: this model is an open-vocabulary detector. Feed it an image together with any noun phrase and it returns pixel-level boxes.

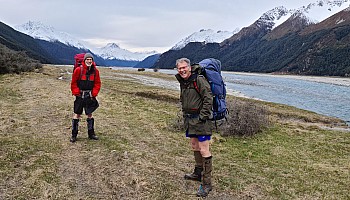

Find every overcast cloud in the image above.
[1,0,315,52]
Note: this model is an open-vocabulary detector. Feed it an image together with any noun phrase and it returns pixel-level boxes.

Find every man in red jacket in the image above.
[70,53,101,143]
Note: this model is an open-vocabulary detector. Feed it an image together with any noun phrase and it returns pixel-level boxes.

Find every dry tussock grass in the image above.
[0,65,349,200]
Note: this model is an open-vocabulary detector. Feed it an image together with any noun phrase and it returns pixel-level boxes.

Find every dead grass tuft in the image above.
[220,98,270,137]
[135,91,179,103]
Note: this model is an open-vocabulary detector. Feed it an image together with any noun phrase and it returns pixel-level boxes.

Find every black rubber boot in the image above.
[197,156,213,197]
[184,151,203,182]
[70,119,79,143]
[184,166,203,181]
[87,118,98,140]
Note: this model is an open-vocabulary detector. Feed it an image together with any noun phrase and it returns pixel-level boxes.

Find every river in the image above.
[112,67,350,124]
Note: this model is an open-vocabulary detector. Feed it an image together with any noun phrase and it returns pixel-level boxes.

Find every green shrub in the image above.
[0,43,42,74]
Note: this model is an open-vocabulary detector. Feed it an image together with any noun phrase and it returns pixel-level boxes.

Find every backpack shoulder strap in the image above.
[193,74,204,94]
[92,65,97,80]
[79,65,83,80]
[193,80,200,93]
[78,65,96,80]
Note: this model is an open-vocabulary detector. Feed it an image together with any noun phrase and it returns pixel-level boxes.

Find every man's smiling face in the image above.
[177,62,191,80]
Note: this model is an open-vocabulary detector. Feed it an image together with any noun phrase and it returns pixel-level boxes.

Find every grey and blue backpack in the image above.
[193,58,228,124]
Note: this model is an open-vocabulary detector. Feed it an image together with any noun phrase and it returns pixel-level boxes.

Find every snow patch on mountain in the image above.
[171,29,239,50]
[15,21,87,49]
[295,0,350,23]
[255,6,291,29]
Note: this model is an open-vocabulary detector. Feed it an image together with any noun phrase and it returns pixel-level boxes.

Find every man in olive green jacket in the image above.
[175,57,213,197]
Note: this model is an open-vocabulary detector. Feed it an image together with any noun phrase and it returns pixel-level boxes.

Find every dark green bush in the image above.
[0,43,42,74]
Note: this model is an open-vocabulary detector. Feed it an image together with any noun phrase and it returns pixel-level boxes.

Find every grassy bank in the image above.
[0,65,349,199]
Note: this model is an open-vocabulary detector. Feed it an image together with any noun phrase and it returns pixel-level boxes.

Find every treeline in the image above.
[0,43,42,74]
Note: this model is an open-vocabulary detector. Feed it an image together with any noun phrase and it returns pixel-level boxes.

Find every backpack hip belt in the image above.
[80,90,92,99]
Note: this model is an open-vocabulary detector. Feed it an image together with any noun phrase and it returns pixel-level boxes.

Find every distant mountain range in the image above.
[14,21,237,62]
[14,21,156,62]
[4,20,237,68]
[1,0,350,75]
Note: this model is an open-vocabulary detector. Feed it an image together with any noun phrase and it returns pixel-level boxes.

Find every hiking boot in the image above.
[88,135,98,140]
[88,130,99,140]
[196,156,213,197]
[87,118,98,140]
[184,166,202,181]
[70,136,77,143]
[184,151,203,181]
[71,119,79,143]
[196,184,212,197]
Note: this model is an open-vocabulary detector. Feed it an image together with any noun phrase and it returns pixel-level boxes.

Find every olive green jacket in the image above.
[175,65,213,135]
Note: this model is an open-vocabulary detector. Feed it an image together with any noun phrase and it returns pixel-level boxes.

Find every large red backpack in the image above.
[74,53,86,72]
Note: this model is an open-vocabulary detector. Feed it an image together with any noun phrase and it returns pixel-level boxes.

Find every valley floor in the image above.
[0,65,349,199]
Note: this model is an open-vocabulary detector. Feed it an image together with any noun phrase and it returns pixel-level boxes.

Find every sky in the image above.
[0,0,317,53]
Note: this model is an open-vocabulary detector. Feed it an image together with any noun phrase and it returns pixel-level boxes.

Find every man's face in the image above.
[177,62,191,80]
[85,58,93,67]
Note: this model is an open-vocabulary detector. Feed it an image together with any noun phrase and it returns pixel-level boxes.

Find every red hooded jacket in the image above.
[71,62,101,97]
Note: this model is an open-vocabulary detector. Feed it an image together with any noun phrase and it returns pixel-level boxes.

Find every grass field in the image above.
[0,65,349,199]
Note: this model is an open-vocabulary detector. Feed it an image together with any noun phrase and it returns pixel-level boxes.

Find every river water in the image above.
[113,67,350,124]
[222,72,350,124]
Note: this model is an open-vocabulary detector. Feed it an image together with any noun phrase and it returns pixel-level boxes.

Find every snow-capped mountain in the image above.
[171,29,239,50]
[256,0,350,31]
[15,21,87,49]
[224,0,350,43]
[93,43,157,61]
